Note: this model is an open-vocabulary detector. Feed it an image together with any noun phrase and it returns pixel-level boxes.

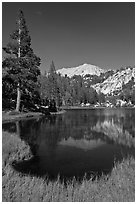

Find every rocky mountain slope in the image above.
[92,67,135,95]
[57,63,105,77]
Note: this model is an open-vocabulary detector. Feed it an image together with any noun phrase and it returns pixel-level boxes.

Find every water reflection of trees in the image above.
[14,109,135,154]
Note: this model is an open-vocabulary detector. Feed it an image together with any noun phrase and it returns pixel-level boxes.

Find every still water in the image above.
[3,108,135,180]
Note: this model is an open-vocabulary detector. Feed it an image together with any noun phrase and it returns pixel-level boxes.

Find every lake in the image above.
[3,108,135,181]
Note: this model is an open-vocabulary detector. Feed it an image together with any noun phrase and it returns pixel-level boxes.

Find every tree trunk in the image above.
[16,19,21,112]
[16,85,21,112]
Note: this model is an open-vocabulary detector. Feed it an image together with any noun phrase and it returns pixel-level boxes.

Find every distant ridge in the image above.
[56,63,105,78]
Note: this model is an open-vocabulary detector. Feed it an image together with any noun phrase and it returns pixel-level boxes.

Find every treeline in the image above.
[2,57,106,111]
[39,63,106,108]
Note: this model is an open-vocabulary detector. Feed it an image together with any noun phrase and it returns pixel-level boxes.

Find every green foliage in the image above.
[2,10,41,111]
[119,78,135,104]
[39,67,135,108]
[40,71,99,106]
[97,92,105,104]
[48,61,59,101]
[40,61,62,109]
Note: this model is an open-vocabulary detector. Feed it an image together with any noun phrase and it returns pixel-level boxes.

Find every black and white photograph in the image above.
[2,1,135,202]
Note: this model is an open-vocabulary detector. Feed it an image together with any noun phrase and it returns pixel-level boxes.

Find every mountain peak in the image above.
[57,63,105,78]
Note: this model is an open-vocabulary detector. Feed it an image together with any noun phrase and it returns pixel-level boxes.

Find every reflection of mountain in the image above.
[92,120,124,136]
[91,120,134,147]
[59,137,105,151]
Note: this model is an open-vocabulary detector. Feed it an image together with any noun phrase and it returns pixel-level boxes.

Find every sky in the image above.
[2,2,135,74]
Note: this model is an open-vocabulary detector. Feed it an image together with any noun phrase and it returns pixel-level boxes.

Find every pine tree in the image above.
[50,60,56,73]
[48,61,60,106]
[2,10,41,111]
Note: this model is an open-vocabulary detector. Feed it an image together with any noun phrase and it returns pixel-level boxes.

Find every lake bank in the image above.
[2,110,66,123]
[61,106,135,110]
[50,109,66,115]
[2,131,135,202]
[2,106,134,123]
[2,111,44,123]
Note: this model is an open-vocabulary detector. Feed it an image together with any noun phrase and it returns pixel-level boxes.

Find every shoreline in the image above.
[2,110,66,123]
[2,106,134,123]
[2,111,44,123]
[61,106,135,110]
[50,110,66,115]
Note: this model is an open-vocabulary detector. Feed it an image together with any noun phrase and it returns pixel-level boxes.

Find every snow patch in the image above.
[56,63,105,77]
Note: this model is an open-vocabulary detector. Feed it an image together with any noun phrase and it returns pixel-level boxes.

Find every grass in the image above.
[2,131,135,202]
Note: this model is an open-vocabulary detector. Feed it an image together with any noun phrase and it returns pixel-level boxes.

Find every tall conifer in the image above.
[48,61,58,102]
[2,10,41,111]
